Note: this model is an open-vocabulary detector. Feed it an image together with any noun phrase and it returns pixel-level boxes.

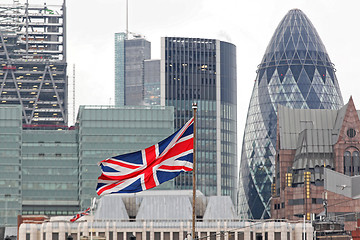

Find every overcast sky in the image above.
[6,0,360,155]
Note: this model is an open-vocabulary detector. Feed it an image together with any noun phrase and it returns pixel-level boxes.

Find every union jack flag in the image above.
[96,117,194,196]
[70,207,91,222]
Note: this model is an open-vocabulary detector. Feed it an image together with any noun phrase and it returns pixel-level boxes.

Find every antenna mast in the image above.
[72,64,76,124]
[126,0,128,39]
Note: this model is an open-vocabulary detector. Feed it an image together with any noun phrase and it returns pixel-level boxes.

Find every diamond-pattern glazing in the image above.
[238,9,343,219]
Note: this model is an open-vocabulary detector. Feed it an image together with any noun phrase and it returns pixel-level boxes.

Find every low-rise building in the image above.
[272,97,360,231]
[19,191,313,240]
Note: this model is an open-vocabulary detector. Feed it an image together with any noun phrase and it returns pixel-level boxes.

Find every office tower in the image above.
[0,105,22,227]
[78,105,174,208]
[114,33,151,106]
[0,1,67,128]
[161,37,237,203]
[238,9,344,219]
[144,59,160,105]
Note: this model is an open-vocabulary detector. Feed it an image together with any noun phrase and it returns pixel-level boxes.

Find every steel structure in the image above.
[0,1,67,128]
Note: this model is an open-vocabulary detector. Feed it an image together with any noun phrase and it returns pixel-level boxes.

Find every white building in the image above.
[19,191,313,240]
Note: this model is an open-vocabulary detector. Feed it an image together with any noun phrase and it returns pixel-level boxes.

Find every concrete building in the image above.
[162,37,237,203]
[0,1,68,128]
[238,9,344,219]
[272,97,360,231]
[18,192,313,240]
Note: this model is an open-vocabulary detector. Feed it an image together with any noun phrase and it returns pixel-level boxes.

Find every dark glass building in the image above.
[238,9,344,219]
[114,33,151,106]
[161,37,237,202]
[144,59,161,106]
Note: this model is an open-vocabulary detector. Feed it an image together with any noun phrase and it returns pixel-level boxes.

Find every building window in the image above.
[347,128,356,138]
[229,232,235,240]
[52,233,59,240]
[117,232,123,240]
[154,232,161,240]
[353,151,360,175]
[256,233,263,240]
[344,151,351,176]
[275,232,281,240]
[344,149,360,176]
[238,232,244,240]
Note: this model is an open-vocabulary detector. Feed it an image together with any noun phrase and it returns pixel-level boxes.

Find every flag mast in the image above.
[192,103,197,240]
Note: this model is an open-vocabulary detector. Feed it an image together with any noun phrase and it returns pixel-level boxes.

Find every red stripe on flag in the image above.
[159,165,192,171]
[159,138,193,160]
[143,145,157,189]
[101,159,140,169]
[97,180,124,195]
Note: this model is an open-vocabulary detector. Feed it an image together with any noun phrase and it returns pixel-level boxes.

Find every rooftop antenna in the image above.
[72,64,76,124]
[126,0,129,39]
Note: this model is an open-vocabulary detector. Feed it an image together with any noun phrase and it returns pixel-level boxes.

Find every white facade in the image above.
[19,220,313,240]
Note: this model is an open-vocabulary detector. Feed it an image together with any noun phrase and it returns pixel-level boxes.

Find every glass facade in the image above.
[115,33,126,106]
[238,9,344,219]
[0,2,67,127]
[21,130,79,215]
[0,105,174,226]
[0,105,22,226]
[144,60,161,105]
[114,33,151,106]
[162,37,237,203]
[77,106,174,208]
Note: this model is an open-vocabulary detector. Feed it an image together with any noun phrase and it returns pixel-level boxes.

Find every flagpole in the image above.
[192,103,197,240]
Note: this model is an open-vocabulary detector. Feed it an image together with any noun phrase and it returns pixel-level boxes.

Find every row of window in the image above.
[25,230,292,240]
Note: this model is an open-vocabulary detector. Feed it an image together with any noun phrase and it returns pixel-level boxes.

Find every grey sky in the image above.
[4,0,360,155]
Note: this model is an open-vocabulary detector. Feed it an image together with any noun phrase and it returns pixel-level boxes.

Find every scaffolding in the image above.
[0,0,67,128]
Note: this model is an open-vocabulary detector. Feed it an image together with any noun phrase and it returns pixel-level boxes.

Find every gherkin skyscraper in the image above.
[238,9,343,219]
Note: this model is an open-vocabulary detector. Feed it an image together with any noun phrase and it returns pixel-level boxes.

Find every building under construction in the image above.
[0,0,67,129]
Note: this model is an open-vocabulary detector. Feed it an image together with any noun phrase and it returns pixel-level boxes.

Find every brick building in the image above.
[271,97,360,230]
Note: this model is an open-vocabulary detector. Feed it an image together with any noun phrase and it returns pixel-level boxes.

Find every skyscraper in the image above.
[161,37,237,202]
[0,1,67,128]
[114,32,151,106]
[238,9,344,219]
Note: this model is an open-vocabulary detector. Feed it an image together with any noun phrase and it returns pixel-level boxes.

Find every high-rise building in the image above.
[144,59,160,106]
[0,1,67,128]
[161,37,237,203]
[238,9,344,219]
[114,33,151,106]
[0,104,174,226]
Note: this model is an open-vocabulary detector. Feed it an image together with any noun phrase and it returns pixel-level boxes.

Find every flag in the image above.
[96,117,194,196]
[70,207,91,222]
